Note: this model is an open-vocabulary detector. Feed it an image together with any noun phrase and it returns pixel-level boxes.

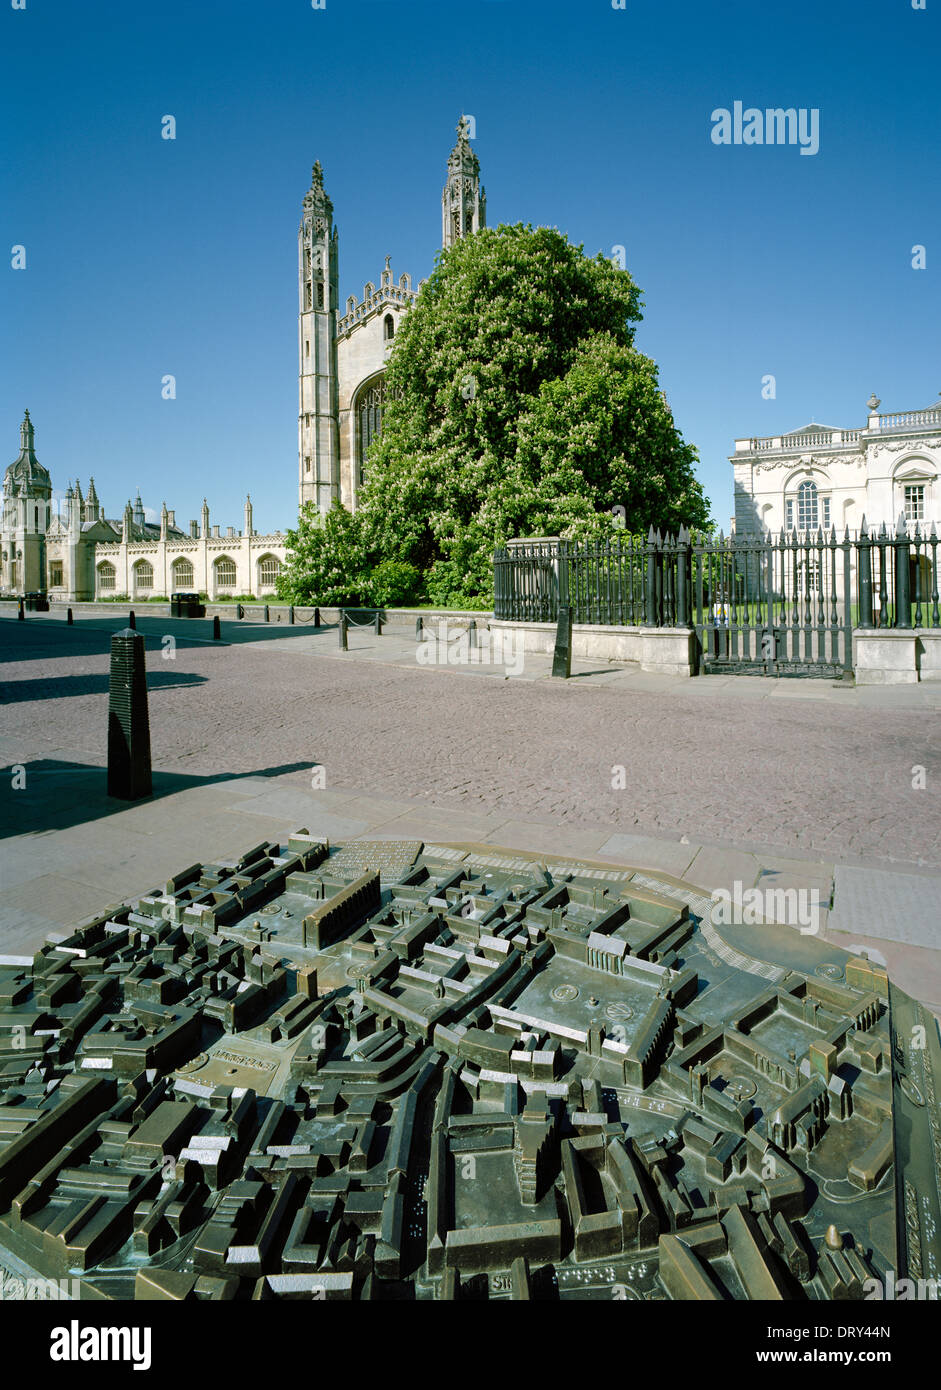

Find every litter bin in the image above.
[170,592,204,618]
[24,592,49,612]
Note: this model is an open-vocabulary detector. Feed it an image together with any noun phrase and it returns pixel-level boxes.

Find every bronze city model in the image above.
[0,834,937,1300]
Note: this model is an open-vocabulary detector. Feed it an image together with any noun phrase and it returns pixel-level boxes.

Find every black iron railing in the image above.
[494,522,941,634]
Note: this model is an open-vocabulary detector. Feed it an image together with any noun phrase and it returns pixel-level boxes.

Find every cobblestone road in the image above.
[2,616,940,870]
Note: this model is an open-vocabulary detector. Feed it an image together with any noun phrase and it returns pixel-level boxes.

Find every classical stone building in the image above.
[299,116,485,513]
[731,394,941,540]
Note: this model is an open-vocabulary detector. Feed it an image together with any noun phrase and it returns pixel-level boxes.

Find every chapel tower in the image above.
[298,161,340,513]
[442,116,486,250]
[1,410,52,593]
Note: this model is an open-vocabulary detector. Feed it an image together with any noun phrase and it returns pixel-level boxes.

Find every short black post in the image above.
[107,627,152,800]
[894,514,912,629]
[313,606,320,628]
[128,609,136,629]
[236,603,244,619]
[467,619,477,649]
[552,604,573,678]
[289,605,295,625]
[264,604,270,623]
[856,517,874,629]
[415,616,423,641]
[339,612,348,650]
[17,598,25,621]
[213,614,221,641]
[373,611,382,636]
[67,607,73,625]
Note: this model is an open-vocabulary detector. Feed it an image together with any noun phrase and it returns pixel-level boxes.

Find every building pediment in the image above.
[892,457,938,480]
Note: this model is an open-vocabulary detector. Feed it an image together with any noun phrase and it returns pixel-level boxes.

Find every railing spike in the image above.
[859,515,868,537]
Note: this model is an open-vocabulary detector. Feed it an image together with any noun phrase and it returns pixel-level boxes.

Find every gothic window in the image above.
[356,378,386,482]
[97,562,115,591]
[317,280,325,308]
[305,340,310,357]
[134,560,154,590]
[214,557,237,589]
[305,282,312,309]
[172,557,194,589]
[465,211,474,233]
[49,561,63,587]
[796,480,818,530]
[384,314,395,341]
[452,211,460,240]
[305,455,311,473]
[258,555,281,589]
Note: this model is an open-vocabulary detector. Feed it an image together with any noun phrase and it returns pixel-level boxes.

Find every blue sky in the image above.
[2,0,938,535]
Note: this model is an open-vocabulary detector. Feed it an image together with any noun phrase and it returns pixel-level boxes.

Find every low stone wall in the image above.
[489,619,696,676]
[853,630,941,685]
[0,599,492,629]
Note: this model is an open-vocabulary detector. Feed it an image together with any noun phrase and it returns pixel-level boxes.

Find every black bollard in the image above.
[313,606,320,628]
[17,598,24,621]
[128,610,136,630]
[339,612,348,650]
[237,603,243,619]
[289,605,295,625]
[264,604,270,623]
[373,611,382,636]
[415,616,423,641]
[467,619,477,649]
[213,614,221,641]
[67,607,73,625]
[551,605,573,678]
[107,627,152,800]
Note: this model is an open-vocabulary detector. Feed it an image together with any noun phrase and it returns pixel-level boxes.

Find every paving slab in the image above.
[827,864,941,950]
[595,833,699,879]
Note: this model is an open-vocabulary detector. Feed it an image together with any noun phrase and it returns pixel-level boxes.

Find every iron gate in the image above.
[693,531,854,678]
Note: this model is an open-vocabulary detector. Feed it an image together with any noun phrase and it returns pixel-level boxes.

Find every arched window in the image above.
[384,314,395,341]
[172,557,194,589]
[97,562,116,591]
[214,556,237,589]
[134,560,153,590]
[796,480,818,530]
[258,555,281,590]
[356,377,386,484]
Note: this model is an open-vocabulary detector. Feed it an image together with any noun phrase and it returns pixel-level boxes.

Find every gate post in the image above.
[894,514,912,629]
[856,517,874,629]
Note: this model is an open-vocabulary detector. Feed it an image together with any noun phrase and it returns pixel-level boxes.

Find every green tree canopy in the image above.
[278,223,710,607]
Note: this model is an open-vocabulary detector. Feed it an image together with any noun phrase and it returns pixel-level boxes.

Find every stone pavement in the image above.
[1,608,939,1013]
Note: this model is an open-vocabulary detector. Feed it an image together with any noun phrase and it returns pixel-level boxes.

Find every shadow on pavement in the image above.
[0,759,313,840]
